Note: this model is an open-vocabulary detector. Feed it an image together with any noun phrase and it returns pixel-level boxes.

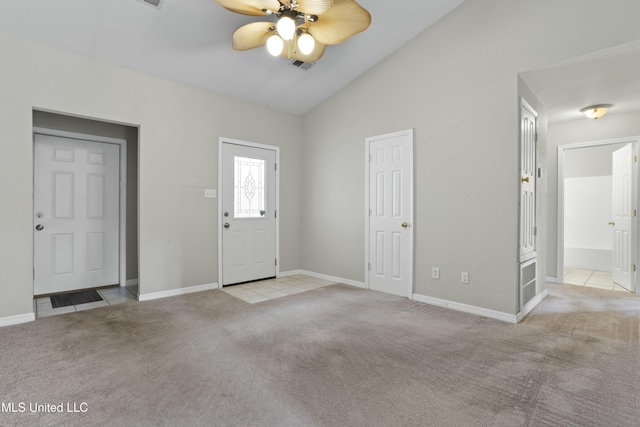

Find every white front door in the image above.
[612,143,633,291]
[221,142,277,285]
[34,134,120,295]
[366,129,414,298]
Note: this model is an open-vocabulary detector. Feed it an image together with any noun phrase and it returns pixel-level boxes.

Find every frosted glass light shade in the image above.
[266,35,284,56]
[580,104,612,120]
[277,16,296,41]
[298,33,315,55]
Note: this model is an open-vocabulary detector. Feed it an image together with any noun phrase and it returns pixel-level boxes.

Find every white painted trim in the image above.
[138,282,219,302]
[278,269,302,277]
[0,312,36,328]
[126,279,139,286]
[364,128,414,298]
[516,289,548,323]
[218,137,280,287]
[557,136,640,294]
[298,270,366,289]
[32,127,128,290]
[546,276,559,284]
[412,293,517,323]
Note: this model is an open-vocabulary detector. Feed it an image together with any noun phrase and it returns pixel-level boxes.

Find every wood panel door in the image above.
[366,129,414,298]
[520,101,537,263]
[34,134,120,295]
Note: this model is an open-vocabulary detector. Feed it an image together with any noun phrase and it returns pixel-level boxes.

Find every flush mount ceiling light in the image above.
[215,0,371,63]
[580,104,612,120]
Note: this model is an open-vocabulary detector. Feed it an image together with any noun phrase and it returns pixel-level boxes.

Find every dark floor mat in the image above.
[50,290,103,308]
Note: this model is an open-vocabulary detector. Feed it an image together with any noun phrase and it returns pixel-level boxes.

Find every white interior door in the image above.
[366,129,413,298]
[34,134,120,295]
[520,101,537,263]
[612,143,633,290]
[222,142,276,285]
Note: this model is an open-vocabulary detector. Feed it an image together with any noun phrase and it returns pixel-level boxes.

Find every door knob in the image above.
[35,224,44,231]
[224,223,230,229]
[260,210,266,217]
[521,177,530,183]
[609,221,615,226]
[401,222,408,228]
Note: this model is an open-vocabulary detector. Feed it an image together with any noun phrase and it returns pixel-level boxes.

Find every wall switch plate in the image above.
[461,272,469,284]
[204,189,216,199]
[432,267,440,279]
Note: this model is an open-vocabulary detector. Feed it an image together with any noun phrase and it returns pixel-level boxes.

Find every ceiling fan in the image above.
[215,0,371,62]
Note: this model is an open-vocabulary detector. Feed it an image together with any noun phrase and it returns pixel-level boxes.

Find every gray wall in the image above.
[546,111,640,278]
[0,33,302,319]
[300,0,640,315]
[33,110,139,281]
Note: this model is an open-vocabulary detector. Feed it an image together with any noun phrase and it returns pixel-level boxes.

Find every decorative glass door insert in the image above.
[234,156,266,218]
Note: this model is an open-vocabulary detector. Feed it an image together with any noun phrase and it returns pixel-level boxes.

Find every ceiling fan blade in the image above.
[295,0,335,15]
[232,22,274,50]
[215,0,281,16]
[307,0,371,45]
[282,39,327,62]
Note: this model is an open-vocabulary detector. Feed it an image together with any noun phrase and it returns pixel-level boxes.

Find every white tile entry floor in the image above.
[35,285,138,318]
[220,274,337,303]
[563,269,630,292]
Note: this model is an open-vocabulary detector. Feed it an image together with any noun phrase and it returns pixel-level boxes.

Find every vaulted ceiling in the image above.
[0,0,465,115]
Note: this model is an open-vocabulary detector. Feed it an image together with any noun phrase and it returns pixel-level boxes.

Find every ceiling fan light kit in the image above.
[215,0,371,63]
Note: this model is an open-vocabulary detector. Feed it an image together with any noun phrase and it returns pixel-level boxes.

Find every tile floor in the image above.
[563,268,630,292]
[35,285,138,318]
[220,274,337,303]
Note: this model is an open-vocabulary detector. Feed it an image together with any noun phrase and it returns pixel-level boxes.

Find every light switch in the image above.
[204,189,216,199]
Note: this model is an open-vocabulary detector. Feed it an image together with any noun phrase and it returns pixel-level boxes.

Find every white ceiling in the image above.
[521,39,640,124]
[0,0,465,115]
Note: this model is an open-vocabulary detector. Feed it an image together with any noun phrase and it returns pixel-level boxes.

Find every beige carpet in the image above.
[1,283,640,426]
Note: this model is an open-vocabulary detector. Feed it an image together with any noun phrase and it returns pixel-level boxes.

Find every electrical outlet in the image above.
[204,189,216,199]
[461,272,469,284]
[432,267,440,279]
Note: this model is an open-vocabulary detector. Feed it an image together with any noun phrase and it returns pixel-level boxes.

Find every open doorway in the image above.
[558,137,639,293]
[32,110,140,317]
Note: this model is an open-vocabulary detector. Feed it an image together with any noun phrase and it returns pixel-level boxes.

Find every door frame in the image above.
[364,128,414,298]
[557,136,639,293]
[217,137,280,287]
[32,127,128,290]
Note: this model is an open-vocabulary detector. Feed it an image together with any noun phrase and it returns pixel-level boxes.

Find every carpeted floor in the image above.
[1,283,640,426]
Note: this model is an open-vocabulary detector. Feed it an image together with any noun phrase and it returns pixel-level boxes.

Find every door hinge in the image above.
[633,264,636,272]
[633,155,637,163]
[633,210,637,217]
[275,259,278,266]
[275,210,277,218]
[534,133,538,143]
[369,154,372,163]
[534,226,537,236]
[368,263,371,271]
[275,163,277,171]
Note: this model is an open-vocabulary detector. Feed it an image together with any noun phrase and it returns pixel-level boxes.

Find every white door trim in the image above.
[557,136,639,294]
[364,128,414,298]
[217,137,280,287]
[33,127,127,289]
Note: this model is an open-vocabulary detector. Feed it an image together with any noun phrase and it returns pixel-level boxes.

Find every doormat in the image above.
[50,290,103,308]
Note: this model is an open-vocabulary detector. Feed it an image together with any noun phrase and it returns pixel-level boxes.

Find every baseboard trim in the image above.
[299,270,366,289]
[517,289,548,323]
[138,282,219,302]
[0,312,36,328]
[126,279,139,286]
[412,293,517,323]
[546,276,559,284]
[278,269,366,288]
[278,269,301,277]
